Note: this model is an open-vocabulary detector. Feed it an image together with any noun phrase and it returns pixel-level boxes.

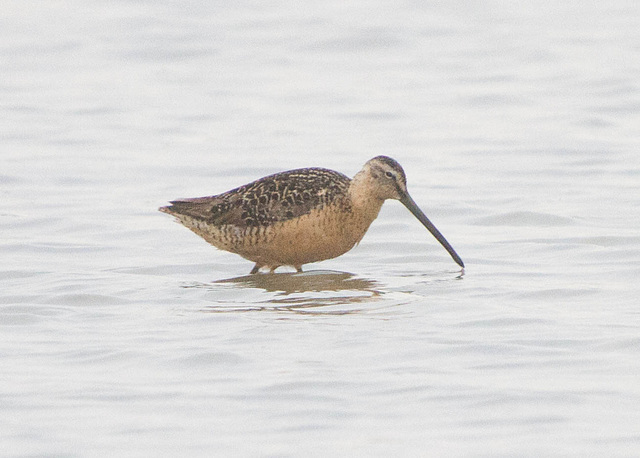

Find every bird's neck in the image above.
[348,171,386,222]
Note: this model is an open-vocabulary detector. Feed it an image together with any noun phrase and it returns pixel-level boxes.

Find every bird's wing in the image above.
[160,168,351,228]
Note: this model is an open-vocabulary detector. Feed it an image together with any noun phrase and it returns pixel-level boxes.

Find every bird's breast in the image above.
[235,198,384,266]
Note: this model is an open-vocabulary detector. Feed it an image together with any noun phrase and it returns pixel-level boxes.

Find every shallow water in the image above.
[2,1,640,456]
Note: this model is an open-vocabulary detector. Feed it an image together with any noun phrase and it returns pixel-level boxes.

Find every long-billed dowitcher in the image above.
[160,156,464,273]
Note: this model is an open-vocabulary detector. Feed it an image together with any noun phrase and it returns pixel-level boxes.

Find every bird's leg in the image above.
[250,263,261,274]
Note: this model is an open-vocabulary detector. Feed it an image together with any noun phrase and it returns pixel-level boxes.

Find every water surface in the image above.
[2,1,640,456]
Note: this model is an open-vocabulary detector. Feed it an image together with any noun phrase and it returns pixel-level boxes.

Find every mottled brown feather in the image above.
[161,167,351,228]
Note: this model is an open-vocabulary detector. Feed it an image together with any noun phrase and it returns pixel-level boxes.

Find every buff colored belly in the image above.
[178,203,381,269]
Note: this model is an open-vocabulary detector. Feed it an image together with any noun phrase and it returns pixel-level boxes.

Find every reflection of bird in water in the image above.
[214,270,380,295]
[188,271,383,314]
[160,156,464,273]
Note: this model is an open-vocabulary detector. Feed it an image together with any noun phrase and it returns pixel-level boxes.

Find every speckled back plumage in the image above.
[162,167,351,228]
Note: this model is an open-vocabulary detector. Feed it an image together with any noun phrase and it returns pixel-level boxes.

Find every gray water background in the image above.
[2,1,640,456]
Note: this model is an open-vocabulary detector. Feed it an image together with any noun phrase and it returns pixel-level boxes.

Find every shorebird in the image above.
[160,156,464,273]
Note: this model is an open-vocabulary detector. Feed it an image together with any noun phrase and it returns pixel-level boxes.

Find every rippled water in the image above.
[2,1,640,456]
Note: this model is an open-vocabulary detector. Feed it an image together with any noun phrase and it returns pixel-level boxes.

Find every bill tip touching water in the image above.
[160,156,464,273]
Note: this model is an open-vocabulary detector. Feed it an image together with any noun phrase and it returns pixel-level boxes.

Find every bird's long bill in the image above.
[400,194,465,268]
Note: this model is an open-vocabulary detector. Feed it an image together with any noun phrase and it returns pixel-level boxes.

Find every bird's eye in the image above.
[385,171,394,179]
